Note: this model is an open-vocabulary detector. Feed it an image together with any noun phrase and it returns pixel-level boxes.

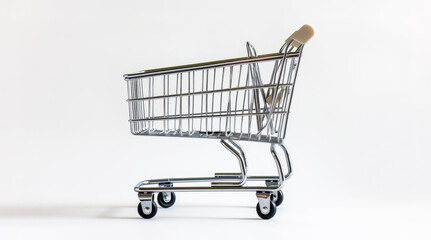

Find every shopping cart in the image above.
[123,25,314,219]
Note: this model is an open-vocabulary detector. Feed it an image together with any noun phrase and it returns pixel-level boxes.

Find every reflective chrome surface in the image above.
[125,40,302,144]
[124,37,307,219]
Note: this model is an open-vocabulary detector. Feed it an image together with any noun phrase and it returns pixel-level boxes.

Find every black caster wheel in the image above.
[271,190,284,206]
[157,192,176,208]
[256,201,277,219]
[137,201,158,219]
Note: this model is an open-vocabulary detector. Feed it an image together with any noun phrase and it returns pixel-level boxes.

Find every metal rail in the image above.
[124,52,300,79]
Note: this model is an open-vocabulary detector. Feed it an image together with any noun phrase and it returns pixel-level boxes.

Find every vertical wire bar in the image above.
[251,63,262,132]
[247,91,253,138]
[219,67,225,132]
[167,75,170,132]
[211,68,216,134]
[143,78,147,131]
[139,79,144,132]
[205,69,209,135]
[174,74,179,131]
[129,80,134,132]
[145,78,148,130]
[240,68,251,137]
[126,81,132,131]
[151,77,155,131]
[130,80,137,119]
[273,88,285,134]
[163,75,166,133]
[188,72,191,135]
[141,78,147,131]
[135,79,139,131]
[225,66,233,135]
[247,66,255,139]
[233,65,242,135]
[179,73,183,135]
[147,77,152,129]
[200,70,204,132]
[132,80,136,131]
[191,71,195,133]
[148,78,151,130]
[131,80,136,132]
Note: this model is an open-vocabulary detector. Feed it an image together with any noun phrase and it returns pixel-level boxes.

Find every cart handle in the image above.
[286,24,315,48]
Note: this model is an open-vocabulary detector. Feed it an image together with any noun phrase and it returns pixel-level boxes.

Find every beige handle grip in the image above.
[286,24,315,48]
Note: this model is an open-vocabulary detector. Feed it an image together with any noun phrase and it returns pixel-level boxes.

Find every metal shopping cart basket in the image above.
[123,25,314,219]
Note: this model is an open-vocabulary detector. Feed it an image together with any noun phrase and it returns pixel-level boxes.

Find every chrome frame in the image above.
[134,142,292,192]
[125,40,305,218]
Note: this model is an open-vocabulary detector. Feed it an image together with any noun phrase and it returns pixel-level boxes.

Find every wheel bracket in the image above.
[138,192,154,215]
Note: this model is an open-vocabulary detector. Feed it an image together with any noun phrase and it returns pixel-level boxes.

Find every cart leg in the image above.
[212,139,248,186]
[270,143,292,189]
[137,192,157,219]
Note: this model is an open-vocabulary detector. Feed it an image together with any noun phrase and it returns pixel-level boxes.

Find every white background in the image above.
[1,0,430,239]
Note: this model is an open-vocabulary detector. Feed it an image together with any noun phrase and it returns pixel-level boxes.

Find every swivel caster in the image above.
[137,201,158,219]
[271,190,284,206]
[256,191,277,219]
[157,192,176,208]
[137,192,157,219]
[256,201,277,219]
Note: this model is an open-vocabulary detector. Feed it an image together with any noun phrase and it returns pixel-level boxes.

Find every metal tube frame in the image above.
[135,140,292,193]
[131,41,305,218]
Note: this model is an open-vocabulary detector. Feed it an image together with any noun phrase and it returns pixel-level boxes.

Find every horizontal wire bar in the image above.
[130,130,284,143]
[129,111,289,122]
[127,83,292,102]
[135,186,280,192]
[136,175,280,185]
[132,106,284,120]
[129,107,285,121]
